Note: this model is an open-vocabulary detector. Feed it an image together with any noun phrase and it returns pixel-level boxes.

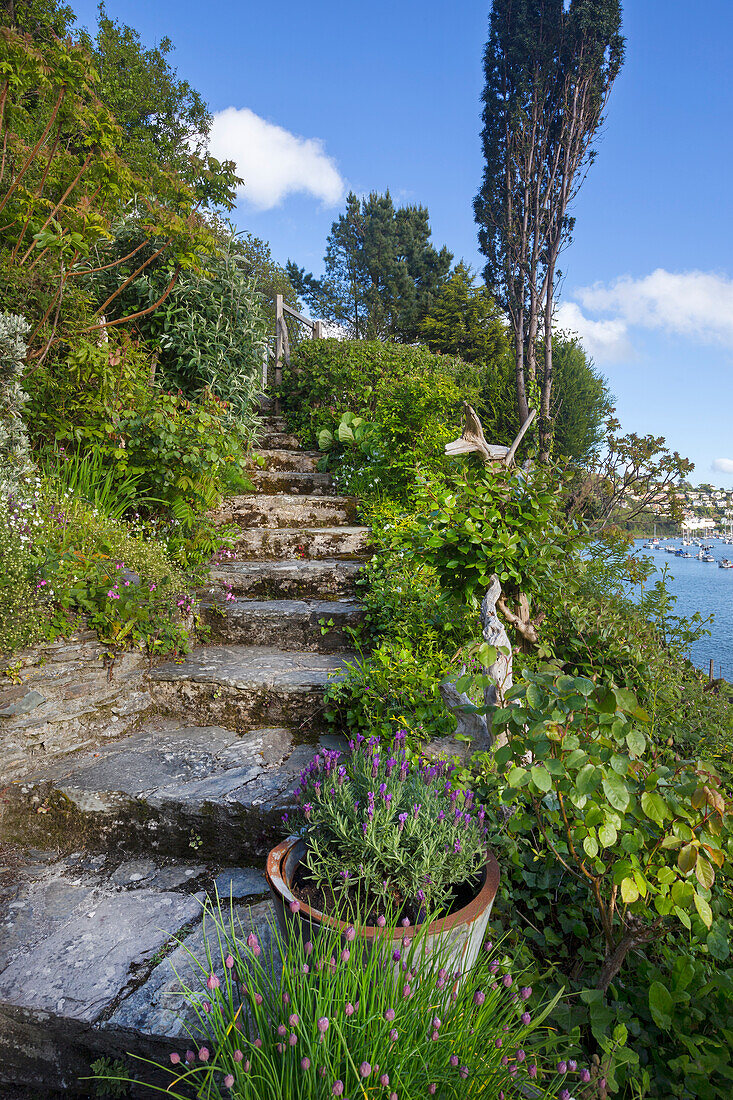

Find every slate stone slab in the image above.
[209,557,363,599]
[233,525,371,561]
[107,899,277,1041]
[0,885,201,1022]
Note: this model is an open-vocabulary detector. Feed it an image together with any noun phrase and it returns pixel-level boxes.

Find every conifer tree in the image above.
[288,191,452,341]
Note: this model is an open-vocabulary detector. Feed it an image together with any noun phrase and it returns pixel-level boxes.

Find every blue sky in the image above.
[74,0,733,485]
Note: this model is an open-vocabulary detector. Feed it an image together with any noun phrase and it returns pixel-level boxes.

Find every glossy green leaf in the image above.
[648,982,674,1029]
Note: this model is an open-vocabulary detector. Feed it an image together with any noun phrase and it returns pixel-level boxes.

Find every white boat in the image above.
[702,554,715,562]
[719,558,733,569]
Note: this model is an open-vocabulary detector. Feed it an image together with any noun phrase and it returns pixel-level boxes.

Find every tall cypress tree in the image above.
[475,0,624,460]
[288,191,452,341]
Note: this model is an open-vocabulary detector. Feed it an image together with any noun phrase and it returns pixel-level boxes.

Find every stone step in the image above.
[253,447,321,472]
[3,719,336,863]
[213,493,358,529]
[231,525,371,560]
[200,597,364,652]
[146,644,351,733]
[258,430,300,450]
[250,469,336,495]
[259,414,288,433]
[209,558,363,599]
[0,846,276,1094]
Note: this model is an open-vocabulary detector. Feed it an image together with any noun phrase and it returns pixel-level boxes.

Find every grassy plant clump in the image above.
[94,896,580,1100]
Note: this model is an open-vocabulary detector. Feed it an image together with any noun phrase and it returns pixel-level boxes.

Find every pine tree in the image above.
[288,191,452,341]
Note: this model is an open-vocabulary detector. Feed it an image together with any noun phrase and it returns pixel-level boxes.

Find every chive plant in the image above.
[98,893,587,1099]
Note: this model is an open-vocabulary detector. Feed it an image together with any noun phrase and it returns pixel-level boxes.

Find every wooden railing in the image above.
[271,293,324,392]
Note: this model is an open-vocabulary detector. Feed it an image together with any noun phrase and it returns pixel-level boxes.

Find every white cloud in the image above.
[209,107,345,211]
[712,458,733,475]
[556,268,733,363]
[555,301,631,362]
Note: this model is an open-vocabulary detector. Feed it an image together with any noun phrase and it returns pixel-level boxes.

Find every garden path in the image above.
[0,413,369,1095]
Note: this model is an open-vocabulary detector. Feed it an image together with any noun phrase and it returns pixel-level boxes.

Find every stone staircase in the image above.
[0,414,369,1095]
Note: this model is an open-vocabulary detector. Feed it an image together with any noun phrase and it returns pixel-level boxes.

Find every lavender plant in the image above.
[94,894,579,1100]
[291,732,490,916]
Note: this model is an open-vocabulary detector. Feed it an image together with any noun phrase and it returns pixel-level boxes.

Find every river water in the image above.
[632,539,733,681]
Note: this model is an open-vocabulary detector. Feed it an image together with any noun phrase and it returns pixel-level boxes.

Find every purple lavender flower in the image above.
[558,1062,568,1074]
[521,1012,531,1025]
[398,812,408,831]
[580,1069,591,1083]
[502,973,513,987]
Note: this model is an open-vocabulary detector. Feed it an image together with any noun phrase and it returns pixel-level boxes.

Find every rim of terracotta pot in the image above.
[265,835,500,940]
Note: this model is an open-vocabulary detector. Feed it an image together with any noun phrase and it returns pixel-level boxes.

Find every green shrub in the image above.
[280,339,484,501]
[0,312,34,493]
[0,489,50,654]
[26,335,254,522]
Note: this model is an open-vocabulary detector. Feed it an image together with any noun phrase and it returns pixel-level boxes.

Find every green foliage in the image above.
[317,411,377,454]
[550,334,613,465]
[89,1056,130,1098]
[0,312,33,492]
[420,262,509,366]
[294,735,489,914]
[288,190,452,341]
[86,224,269,419]
[39,446,155,522]
[27,336,253,521]
[101,894,570,1100]
[413,466,567,606]
[281,338,483,501]
[84,6,212,180]
[0,489,51,654]
[493,672,732,966]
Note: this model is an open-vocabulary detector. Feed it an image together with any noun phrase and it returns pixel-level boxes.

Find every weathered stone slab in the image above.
[252,447,320,472]
[212,492,358,529]
[147,644,351,733]
[3,720,329,861]
[108,899,277,1041]
[200,596,364,652]
[0,635,152,784]
[232,525,371,560]
[209,558,363,599]
[258,430,300,449]
[251,469,336,495]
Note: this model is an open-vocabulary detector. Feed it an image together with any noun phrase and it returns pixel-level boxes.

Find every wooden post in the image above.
[709,659,715,683]
[274,294,284,390]
[313,320,323,340]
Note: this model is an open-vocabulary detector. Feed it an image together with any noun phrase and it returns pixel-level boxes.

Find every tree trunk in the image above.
[595,923,654,994]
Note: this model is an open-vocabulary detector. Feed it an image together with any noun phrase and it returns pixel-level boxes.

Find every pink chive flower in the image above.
[277,1024,287,1038]
[389,1028,398,1043]
[360,1062,371,1077]
[289,900,300,914]
[428,1086,436,1095]
[385,1008,395,1022]
[345,1002,355,1016]
[473,990,485,1006]
[305,941,313,955]
[198,1048,209,1062]
[377,915,386,928]
[460,1067,469,1079]
[289,1032,297,1046]
[289,1013,299,1027]
[254,1038,262,1049]
[317,1017,329,1034]
[528,1064,538,1079]
[301,1057,311,1071]
[233,1050,243,1062]
[520,985,532,1000]
[332,1082,344,1096]
[450,1055,459,1067]
[206,973,219,990]
[225,954,234,969]
[380,1074,390,1087]
[522,1012,531,1025]
[502,973,513,987]
[341,949,350,963]
[345,925,356,941]
[558,1062,568,1074]
[254,993,263,1005]
[224,1076,234,1089]
[169,1053,180,1064]
[185,1051,195,1064]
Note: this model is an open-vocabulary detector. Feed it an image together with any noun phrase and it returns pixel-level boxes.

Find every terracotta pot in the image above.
[266,835,500,976]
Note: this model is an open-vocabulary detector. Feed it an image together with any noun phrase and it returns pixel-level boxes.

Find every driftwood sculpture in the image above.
[440,574,513,751]
[445,404,537,466]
